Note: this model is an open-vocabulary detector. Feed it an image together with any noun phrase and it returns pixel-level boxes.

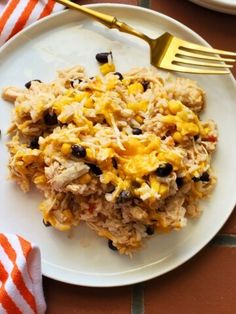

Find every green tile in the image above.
[138,0,150,9]
[132,284,144,314]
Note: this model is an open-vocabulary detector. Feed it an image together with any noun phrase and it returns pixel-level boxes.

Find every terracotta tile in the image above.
[151,0,236,77]
[220,210,236,234]
[43,278,132,314]
[144,246,236,314]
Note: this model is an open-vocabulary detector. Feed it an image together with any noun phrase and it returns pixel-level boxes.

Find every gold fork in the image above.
[55,0,236,74]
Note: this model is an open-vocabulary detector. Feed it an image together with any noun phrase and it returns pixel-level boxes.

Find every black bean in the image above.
[142,80,150,91]
[200,172,210,182]
[192,176,201,182]
[95,52,112,64]
[108,239,118,251]
[44,112,58,125]
[43,219,51,227]
[132,181,141,188]
[70,79,82,88]
[114,72,123,80]
[112,157,118,169]
[132,128,142,135]
[146,225,155,235]
[87,163,102,175]
[156,163,173,177]
[29,137,39,149]
[106,183,116,193]
[176,177,184,188]
[71,145,86,158]
[25,79,42,89]
[117,190,132,203]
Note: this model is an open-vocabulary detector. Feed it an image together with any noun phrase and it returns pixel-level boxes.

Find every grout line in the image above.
[138,0,151,9]
[131,284,144,314]
[211,234,236,246]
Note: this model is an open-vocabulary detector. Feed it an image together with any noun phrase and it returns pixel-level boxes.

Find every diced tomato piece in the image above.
[207,135,217,142]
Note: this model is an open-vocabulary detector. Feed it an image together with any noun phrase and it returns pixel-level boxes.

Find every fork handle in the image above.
[55,0,151,43]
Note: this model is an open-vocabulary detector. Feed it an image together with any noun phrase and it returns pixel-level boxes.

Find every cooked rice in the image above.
[3,65,217,255]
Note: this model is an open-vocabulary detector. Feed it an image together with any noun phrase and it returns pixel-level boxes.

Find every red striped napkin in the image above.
[0,2,77,313]
[0,0,65,46]
[0,234,46,314]
[0,2,71,313]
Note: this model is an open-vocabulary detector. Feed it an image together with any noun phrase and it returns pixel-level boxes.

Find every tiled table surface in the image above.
[44,1,236,313]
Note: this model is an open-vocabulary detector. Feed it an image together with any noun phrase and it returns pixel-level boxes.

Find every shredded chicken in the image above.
[2,86,25,102]
[46,162,89,191]
[4,65,217,255]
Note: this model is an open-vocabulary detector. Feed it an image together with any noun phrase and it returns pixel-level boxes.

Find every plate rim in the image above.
[189,0,236,15]
[0,3,236,287]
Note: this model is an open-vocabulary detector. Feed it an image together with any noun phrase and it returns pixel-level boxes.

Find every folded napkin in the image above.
[0,2,67,313]
[0,0,65,46]
[0,234,46,314]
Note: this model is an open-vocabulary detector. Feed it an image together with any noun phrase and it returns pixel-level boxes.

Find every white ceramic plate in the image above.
[189,0,236,14]
[0,4,236,287]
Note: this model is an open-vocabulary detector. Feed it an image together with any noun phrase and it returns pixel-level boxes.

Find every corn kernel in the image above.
[123,138,141,155]
[128,82,144,95]
[106,78,117,90]
[203,127,210,137]
[86,148,95,160]
[168,100,182,114]
[149,175,160,193]
[167,152,181,166]
[173,131,182,143]
[162,115,176,124]
[79,173,92,184]
[181,122,199,136]
[34,175,47,185]
[61,143,71,155]
[159,183,169,196]
[145,138,161,153]
[57,224,71,231]
[99,63,116,75]
[52,102,62,115]
[157,152,166,161]
[122,78,131,86]
[177,111,189,121]
[135,115,144,124]
[127,100,148,112]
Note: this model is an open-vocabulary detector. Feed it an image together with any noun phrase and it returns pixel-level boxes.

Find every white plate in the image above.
[189,0,236,14]
[0,4,236,287]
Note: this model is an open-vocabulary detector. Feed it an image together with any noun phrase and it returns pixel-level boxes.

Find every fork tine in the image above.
[176,50,235,63]
[178,39,236,56]
[164,63,230,74]
[173,57,233,68]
